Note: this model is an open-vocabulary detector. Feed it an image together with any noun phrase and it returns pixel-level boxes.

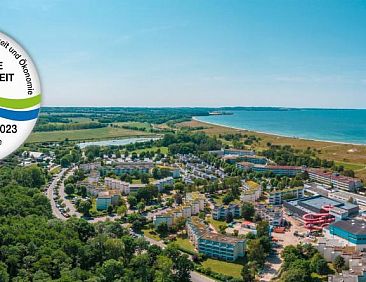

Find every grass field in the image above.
[207,217,227,232]
[116,121,152,130]
[178,119,366,181]
[176,236,196,252]
[211,194,240,205]
[142,228,161,241]
[132,146,169,155]
[201,258,244,278]
[26,126,155,143]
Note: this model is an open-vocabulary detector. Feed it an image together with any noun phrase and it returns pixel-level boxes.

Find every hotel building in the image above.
[308,169,363,191]
[252,165,303,176]
[186,218,245,261]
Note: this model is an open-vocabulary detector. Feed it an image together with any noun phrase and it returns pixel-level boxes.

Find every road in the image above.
[59,168,82,217]
[46,168,68,220]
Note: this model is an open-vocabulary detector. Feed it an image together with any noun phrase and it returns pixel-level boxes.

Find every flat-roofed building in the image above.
[252,165,303,176]
[308,169,363,191]
[104,177,130,194]
[101,161,154,175]
[96,190,120,210]
[240,181,262,202]
[153,176,174,192]
[153,214,174,227]
[239,155,268,165]
[328,219,366,250]
[186,192,206,211]
[329,190,366,207]
[256,204,283,226]
[269,186,304,205]
[212,204,241,220]
[80,162,101,172]
[236,161,254,172]
[186,218,245,261]
[129,183,147,193]
[284,195,359,219]
[209,149,255,157]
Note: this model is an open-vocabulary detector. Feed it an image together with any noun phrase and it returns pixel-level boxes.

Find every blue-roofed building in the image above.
[327,219,366,250]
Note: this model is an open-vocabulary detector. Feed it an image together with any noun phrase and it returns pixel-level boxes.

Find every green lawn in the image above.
[132,146,169,155]
[335,161,366,171]
[206,217,227,232]
[27,126,155,143]
[142,228,161,241]
[211,194,240,205]
[176,237,195,252]
[50,166,61,175]
[201,258,244,278]
[116,121,152,130]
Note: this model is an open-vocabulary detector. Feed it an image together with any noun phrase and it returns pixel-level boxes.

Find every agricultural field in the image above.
[26,126,155,143]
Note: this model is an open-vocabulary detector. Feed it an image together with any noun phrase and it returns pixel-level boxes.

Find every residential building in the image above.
[157,165,181,178]
[100,161,154,175]
[209,149,255,157]
[212,204,241,220]
[236,161,254,172]
[329,190,366,207]
[79,162,101,172]
[256,204,283,226]
[239,155,267,165]
[185,192,206,210]
[186,218,246,261]
[269,186,304,205]
[317,237,366,281]
[153,214,174,227]
[240,181,262,202]
[153,176,174,192]
[252,165,303,176]
[87,171,100,184]
[104,177,130,194]
[308,169,363,191]
[129,183,147,193]
[182,205,192,218]
[96,190,120,211]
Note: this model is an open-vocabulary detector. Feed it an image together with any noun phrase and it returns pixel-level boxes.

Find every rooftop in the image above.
[200,231,245,244]
[331,219,366,235]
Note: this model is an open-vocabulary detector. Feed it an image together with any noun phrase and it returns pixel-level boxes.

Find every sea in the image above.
[194,109,366,145]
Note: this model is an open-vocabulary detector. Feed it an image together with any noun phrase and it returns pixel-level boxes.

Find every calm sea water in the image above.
[195,109,366,144]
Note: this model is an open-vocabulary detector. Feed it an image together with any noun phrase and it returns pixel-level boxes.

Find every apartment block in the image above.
[269,186,304,205]
[308,169,363,191]
[212,204,241,220]
[104,177,130,194]
[186,218,245,261]
[240,181,262,202]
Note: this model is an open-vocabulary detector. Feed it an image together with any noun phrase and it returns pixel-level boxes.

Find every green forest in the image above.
[0,166,193,282]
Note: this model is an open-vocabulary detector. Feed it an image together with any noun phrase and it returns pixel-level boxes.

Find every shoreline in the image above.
[192,117,366,147]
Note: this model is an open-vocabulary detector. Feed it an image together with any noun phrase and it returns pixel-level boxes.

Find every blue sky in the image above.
[1,0,366,108]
